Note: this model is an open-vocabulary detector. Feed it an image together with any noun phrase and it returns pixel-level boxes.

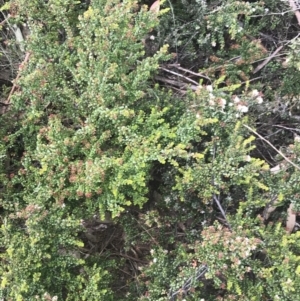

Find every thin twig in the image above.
[251,53,287,64]
[240,77,262,85]
[110,253,148,264]
[251,8,300,17]
[281,33,300,49]
[253,45,283,74]
[273,124,300,133]
[243,124,300,171]
[213,195,232,231]
[169,265,208,301]
[166,64,212,82]
[0,14,11,26]
[166,0,178,62]
[2,52,31,114]
[159,66,199,85]
[155,75,199,91]
[211,142,232,230]
[98,228,116,255]
[133,217,160,246]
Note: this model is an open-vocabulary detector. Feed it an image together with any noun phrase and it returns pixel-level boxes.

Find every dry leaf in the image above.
[149,0,160,13]
[286,203,296,233]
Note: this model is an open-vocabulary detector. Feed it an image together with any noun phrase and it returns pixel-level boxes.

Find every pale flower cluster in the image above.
[230,90,263,117]
[250,89,263,104]
[205,85,227,110]
[231,95,248,115]
[197,85,263,116]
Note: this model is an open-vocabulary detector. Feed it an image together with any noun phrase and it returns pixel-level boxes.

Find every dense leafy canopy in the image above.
[0,0,300,300]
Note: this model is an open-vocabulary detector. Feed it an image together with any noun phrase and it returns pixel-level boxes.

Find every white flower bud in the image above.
[250,89,259,98]
[237,104,248,113]
[206,85,213,92]
[208,93,215,106]
[256,96,263,104]
[218,98,226,109]
[295,135,300,143]
[233,96,240,103]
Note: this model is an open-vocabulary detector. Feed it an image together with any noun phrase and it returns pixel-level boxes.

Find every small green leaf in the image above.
[0,3,10,11]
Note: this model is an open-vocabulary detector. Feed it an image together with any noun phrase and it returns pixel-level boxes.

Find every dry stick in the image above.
[211,143,232,230]
[155,75,199,91]
[133,217,160,246]
[240,76,262,85]
[253,45,283,74]
[273,124,300,133]
[169,265,208,301]
[243,124,300,171]
[166,64,212,82]
[110,253,148,264]
[213,195,232,231]
[2,52,31,114]
[155,75,187,88]
[159,66,199,85]
[251,8,300,17]
[0,14,11,26]
[289,0,300,26]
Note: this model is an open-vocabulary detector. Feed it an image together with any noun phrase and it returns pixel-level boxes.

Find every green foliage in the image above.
[1,0,172,299]
[0,210,112,300]
[0,0,300,300]
[10,0,171,218]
